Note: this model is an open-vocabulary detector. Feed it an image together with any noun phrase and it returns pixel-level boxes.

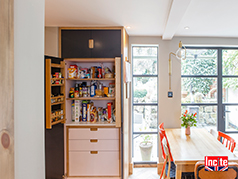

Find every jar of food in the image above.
[69,91,74,98]
[74,90,79,98]
[82,86,88,97]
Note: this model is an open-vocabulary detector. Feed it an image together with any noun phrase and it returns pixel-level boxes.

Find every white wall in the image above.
[45,27,59,57]
[129,36,238,162]
[14,0,45,178]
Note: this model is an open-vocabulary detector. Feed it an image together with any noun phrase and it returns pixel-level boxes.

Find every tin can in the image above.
[55,72,59,78]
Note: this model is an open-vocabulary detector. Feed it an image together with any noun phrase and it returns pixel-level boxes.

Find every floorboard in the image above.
[128,167,159,179]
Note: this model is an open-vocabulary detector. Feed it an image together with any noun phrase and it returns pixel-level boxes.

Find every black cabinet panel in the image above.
[61,29,121,58]
[45,124,64,179]
[61,30,91,58]
[91,30,121,58]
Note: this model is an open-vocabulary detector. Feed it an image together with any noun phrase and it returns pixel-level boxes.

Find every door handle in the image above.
[90,151,98,154]
[90,139,98,143]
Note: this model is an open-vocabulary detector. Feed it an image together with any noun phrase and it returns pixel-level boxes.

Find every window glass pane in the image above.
[133,134,157,162]
[132,47,158,75]
[133,77,157,103]
[181,78,217,103]
[225,105,238,132]
[222,78,238,103]
[133,106,157,132]
[222,50,238,76]
[182,105,217,131]
[182,49,217,75]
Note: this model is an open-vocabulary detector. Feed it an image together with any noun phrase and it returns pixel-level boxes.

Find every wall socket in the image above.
[168,91,173,98]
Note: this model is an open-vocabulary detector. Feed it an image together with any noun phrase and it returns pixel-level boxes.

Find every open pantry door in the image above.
[45,56,65,179]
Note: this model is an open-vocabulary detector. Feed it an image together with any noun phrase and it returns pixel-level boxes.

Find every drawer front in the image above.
[68,151,119,176]
[68,128,119,140]
[69,139,119,151]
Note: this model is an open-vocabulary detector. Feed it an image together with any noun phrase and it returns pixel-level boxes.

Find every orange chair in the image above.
[217,131,236,153]
[159,123,175,179]
[195,161,238,179]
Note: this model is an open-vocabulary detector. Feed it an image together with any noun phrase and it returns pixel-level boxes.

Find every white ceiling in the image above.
[45,0,238,39]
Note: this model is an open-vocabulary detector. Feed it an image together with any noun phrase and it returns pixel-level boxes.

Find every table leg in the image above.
[176,165,182,179]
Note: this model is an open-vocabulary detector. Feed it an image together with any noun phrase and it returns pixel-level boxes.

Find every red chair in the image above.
[217,131,236,153]
[159,123,175,179]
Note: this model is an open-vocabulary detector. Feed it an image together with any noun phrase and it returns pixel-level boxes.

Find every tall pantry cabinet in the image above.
[45,27,129,179]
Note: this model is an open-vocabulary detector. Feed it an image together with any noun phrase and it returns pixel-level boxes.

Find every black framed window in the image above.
[181,47,238,133]
[132,46,159,163]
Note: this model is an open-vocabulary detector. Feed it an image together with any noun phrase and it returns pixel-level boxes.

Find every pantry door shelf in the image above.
[66,78,115,81]
[51,63,64,68]
[51,95,65,99]
[45,59,66,129]
[51,84,64,87]
[51,119,66,126]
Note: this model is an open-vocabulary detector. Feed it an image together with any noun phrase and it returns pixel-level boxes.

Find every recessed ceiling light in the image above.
[125,26,131,29]
[184,26,190,30]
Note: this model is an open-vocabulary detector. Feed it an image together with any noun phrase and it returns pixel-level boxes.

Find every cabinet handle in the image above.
[90,139,98,143]
[90,151,98,154]
[90,128,98,131]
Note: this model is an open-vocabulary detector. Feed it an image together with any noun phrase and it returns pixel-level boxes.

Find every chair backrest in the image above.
[217,131,236,153]
[159,123,173,161]
[195,161,238,179]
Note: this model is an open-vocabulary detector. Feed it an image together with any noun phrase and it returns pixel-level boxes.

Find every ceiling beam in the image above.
[162,0,192,40]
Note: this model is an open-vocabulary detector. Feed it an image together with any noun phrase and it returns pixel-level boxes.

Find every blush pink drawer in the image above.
[69,139,119,151]
[68,128,119,140]
[68,151,119,176]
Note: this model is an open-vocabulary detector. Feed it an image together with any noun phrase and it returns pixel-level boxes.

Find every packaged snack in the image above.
[107,102,113,123]
[90,106,97,123]
[82,101,87,121]
[68,68,76,78]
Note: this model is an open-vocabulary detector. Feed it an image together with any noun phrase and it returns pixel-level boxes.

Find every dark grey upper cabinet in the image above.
[61,30,91,58]
[61,29,121,58]
[91,30,121,58]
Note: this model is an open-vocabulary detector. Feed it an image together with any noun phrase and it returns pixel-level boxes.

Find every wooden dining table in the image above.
[165,128,238,179]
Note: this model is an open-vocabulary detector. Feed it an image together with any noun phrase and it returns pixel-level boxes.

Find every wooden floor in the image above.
[128,167,159,179]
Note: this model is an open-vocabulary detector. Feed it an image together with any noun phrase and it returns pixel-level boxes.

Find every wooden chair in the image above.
[159,123,175,179]
[218,131,236,153]
[195,161,238,179]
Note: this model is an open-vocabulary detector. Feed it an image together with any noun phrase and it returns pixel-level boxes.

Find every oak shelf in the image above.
[66,97,115,101]
[64,58,115,63]
[66,78,115,81]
